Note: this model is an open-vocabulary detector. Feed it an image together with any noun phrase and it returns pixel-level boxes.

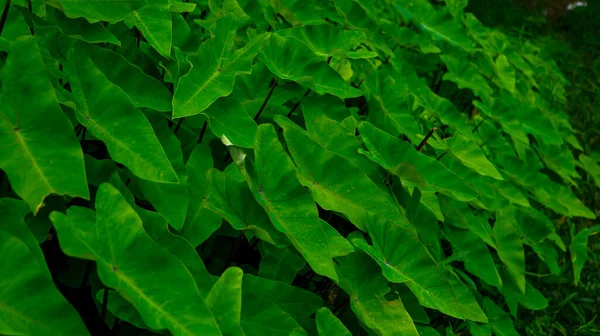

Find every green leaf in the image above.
[335,251,419,336]
[83,44,173,111]
[495,55,516,93]
[483,298,519,336]
[205,168,289,247]
[258,34,362,98]
[570,228,589,285]
[178,144,222,247]
[0,35,88,213]
[233,124,341,281]
[275,25,366,58]
[445,227,502,288]
[96,290,151,330]
[172,15,270,118]
[66,43,178,183]
[493,207,526,293]
[136,118,189,230]
[445,133,504,180]
[206,267,245,335]
[258,243,306,284]
[275,116,411,231]
[202,95,258,148]
[127,0,172,57]
[579,154,600,188]
[50,184,221,335]
[441,55,493,97]
[315,307,352,336]
[350,213,488,323]
[358,122,478,202]
[54,0,147,23]
[0,228,89,335]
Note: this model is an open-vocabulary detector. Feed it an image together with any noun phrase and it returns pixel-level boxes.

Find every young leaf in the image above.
[206,267,245,335]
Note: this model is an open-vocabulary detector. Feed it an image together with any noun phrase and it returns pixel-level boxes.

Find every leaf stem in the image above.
[287,88,311,117]
[436,152,448,161]
[173,118,183,134]
[254,78,278,121]
[100,288,109,321]
[224,231,244,271]
[416,127,437,152]
[197,121,208,144]
[472,115,489,133]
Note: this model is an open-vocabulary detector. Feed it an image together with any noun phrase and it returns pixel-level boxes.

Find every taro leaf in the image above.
[172,15,270,118]
[178,144,222,247]
[231,124,341,281]
[127,0,172,57]
[445,227,502,288]
[202,95,258,148]
[0,228,89,335]
[66,44,178,184]
[83,44,173,111]
[334,251,419,336]
[570,228,589,285]
[204,169,289,247]
[258,243,306,284]
[50,184,221,335]
[351,213,488,323]
[258,34,362,98]
[206,267,245,335]
[358,122,477,202]
[242,275,322,334]
[275,116,411,232]
[275,25,366,58]
[136,208,215,298]
[136,118,188,230]
[579,154,600,187]
[483,298,519,336]
[495,55,516,93]
[315,307,352,336]
[493,207,525,293]
[498,272,548,313]
[440,55,493,97]
[17,6,121,45]
[445,133,504,180]
[0,35,89,213]
[362,70,423,144]
[55,0,147,23]
[96,290,151,330]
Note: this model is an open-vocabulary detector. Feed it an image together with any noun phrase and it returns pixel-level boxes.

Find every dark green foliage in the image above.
[0,0,598,335]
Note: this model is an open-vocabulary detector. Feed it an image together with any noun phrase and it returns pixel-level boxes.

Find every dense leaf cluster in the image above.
[0,0,598,335]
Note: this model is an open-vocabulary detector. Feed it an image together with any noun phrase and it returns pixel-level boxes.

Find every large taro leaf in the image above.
[204,168,289,247]
[172,15,270,118]
[0,199,88,335]
[493,207,526,293]
[241,275,322,335]
[230,124,342,282]
[50,184,221,335]
[66,44,178,184]
[350,213,488,323]
[53,0,147,23]
[275,116,412,231]
[334,251,419,336]
[258,34,362,98]
[201,95,258,148]
[206,267,245,335]
[315,307,352,336]
[443,133,504,180]
[178,144,222,247]
[0,35,89,213]
[126,0,172,57]
[136,117,189,230]
[358,122,477,202]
